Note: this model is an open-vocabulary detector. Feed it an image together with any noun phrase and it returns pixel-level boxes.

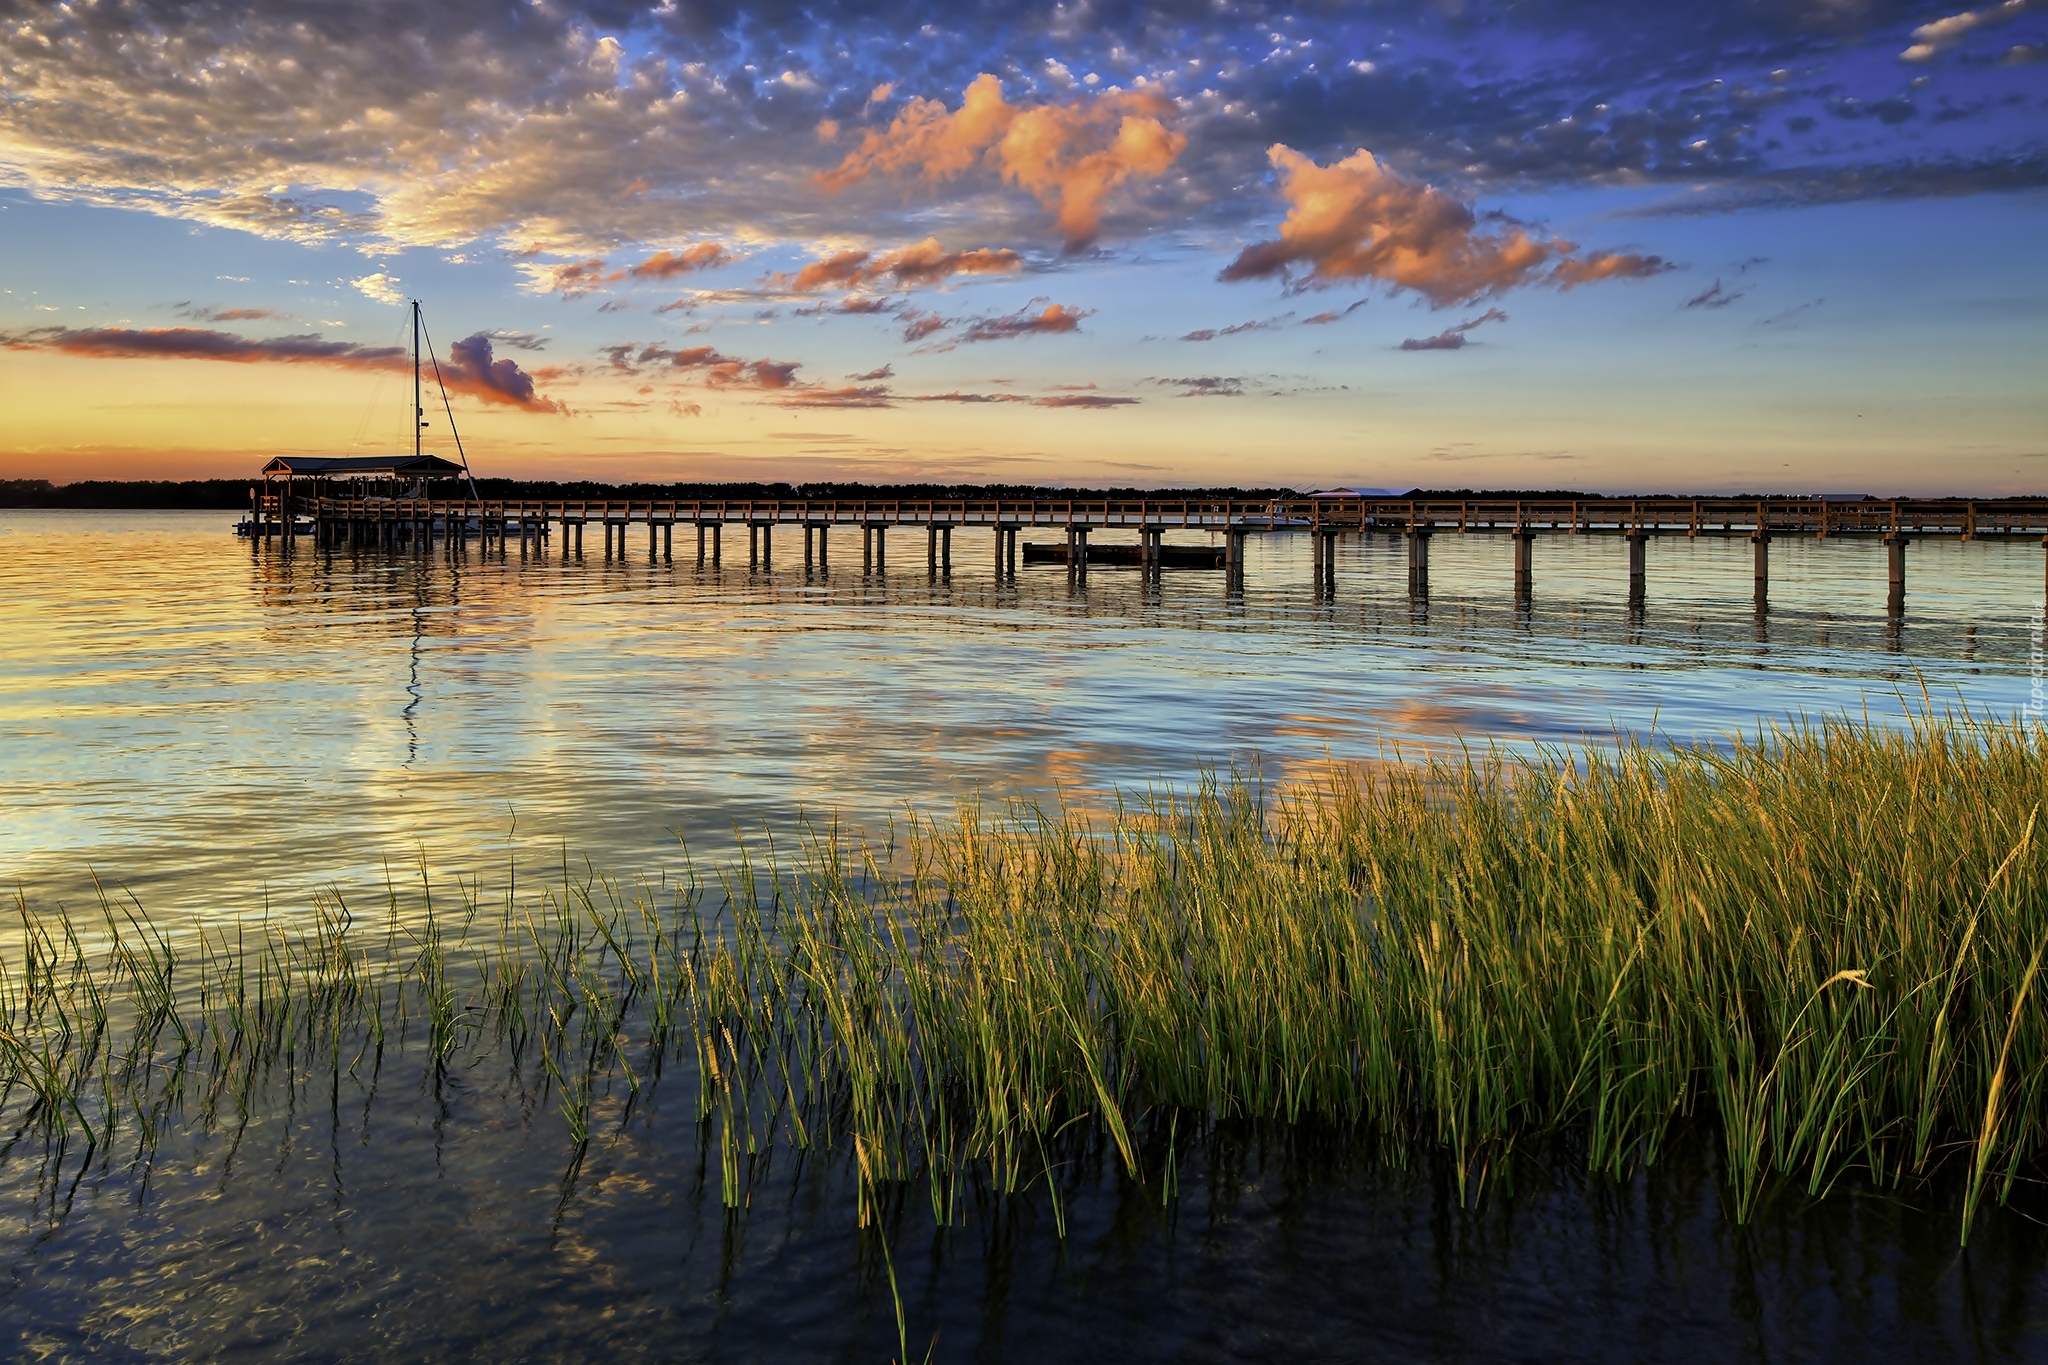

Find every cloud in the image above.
[778,384,894,409]
[1156,375,1246,397]
[625,342,804,390]
[1302,300,1369,325]
[352,271,405,305]
[177,304,279,323]
[1180,317,1284,342]
[1033,393,1139,408]
[442,333,562,409]
[898,310,948,343]
[3,324,559,409]
[525,246,735,297]
[1222,146,1667,305]
[1901,1,2033,61]
[775,237,1023,292]
[1683,280,1744,309]
[627,245,737,279]
[1631,153,2048,215]
[848,364,894,380]
[0,0,2030,282]
[1400,308,1509,351]
[1549,250,1673,289]
[906,389,1135,407]
[956,301,1089,344]
[817,74,1185,247]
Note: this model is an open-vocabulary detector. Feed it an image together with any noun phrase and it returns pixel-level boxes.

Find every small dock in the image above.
[244,493,2048,612]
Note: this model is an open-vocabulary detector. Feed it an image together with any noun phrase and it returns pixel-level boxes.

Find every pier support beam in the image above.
[1513,530,1534,602]
[1627,532,1648,606]
[711,523,722,565]
[1314,529,1338,591]
[761,523,773,568]
[1752,531,1769,608]
[749,522,760,569]
[804,524,815,570]
[928,524,940,575]
[1067,526,1089,579]
[817,525,828,570]
[1407,527,1431,598]
[941,525,952,575]
[695,522,706,566]
[663,522,672,563]
[1887,533,1908,614]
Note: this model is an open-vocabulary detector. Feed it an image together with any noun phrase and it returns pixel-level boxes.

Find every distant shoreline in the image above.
[9,477,2001,510]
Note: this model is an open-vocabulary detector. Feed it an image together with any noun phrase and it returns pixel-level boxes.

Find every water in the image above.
[3,507,2046,1361]
[4,510,2040,914]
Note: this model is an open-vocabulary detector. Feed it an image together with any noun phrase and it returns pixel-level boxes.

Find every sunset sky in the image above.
[1,0,2043,492]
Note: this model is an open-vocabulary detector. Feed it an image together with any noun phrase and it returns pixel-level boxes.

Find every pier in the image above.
[244,492,2048,610]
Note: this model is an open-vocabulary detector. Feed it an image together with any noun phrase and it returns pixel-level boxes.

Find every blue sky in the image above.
[0,0,2042,491]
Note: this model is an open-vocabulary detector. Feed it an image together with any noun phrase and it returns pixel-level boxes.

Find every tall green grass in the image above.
[4,709,2045,1244]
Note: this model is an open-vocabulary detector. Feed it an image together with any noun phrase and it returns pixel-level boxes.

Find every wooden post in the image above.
[995,525,1006,577]
[818,524,828,569]
[1753,531,1769,604]
[1513,529,1533,601]
[928,524,939,574]
[804,524,815,570]
[1627,531,1647,606]
[874,524,886,570]
[663,521,672,562]
[941,525,952,573]
[863,524,874,572]
[749,523,759,568]
[711,522,722,565]
[1407,527,1430,597]
[761,523,772,567]
[1887,533,1908,613]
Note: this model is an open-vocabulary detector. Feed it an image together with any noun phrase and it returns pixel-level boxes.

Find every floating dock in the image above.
[242,493,2048,612]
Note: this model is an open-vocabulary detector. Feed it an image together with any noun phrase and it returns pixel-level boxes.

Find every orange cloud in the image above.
[1548,249,1672,288]
[958,301,1089,343]
[526,244,734,295]
[626,244,735,279]
[817,74,1185,247]
[633,343,802,390]
[1,325,562,410]
[775,237,1023,293]
[1221,146,1666,305]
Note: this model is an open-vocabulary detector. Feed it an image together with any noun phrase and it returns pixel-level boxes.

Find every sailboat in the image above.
[243,300,480,536]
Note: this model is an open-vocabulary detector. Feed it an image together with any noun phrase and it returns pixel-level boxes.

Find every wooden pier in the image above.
[244,492,2048,609]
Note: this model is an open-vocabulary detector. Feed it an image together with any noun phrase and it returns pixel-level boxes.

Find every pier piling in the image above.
[1407,528,1431,597]
[1627,532,1648,606]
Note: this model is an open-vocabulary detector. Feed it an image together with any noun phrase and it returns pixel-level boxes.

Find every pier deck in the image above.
[243,493,2048,609]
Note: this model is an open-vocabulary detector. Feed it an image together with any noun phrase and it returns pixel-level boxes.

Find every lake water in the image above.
[3,507,2046,1361]
[4,509,2042,915]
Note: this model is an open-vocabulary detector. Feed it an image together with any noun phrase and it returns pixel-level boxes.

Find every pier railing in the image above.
[274,495,2048,538]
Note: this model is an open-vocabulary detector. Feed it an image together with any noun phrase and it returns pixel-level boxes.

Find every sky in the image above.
[0,0,2043,494]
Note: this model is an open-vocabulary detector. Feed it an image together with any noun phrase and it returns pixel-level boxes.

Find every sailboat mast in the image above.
[412,300,422,460]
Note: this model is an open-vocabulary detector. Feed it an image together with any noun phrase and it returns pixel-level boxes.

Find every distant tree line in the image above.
[3,478,1989,508]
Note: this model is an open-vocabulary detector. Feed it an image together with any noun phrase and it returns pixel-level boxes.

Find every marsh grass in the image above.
[4,707,2047,1252]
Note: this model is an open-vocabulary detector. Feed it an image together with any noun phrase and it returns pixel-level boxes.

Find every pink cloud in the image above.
[817,74,1185,248]
[1222,146,1666,305]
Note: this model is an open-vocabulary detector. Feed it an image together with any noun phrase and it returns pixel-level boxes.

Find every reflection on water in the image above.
[2,509,2042,916]
[2,1065,2042,1362]
[4,509,2048,1361]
